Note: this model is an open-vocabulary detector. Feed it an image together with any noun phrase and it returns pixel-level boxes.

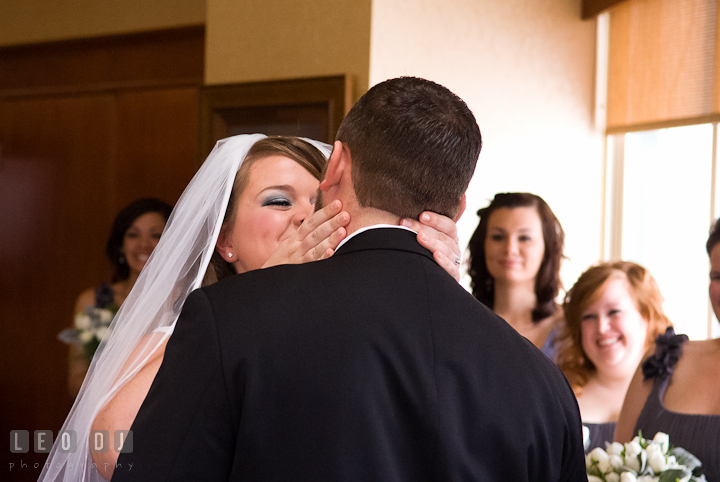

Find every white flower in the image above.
[79,330,94,343]
[610,454,624,469]
[625,440,642,457]
[98,308,113,325]
[583,425,590,446]
[645,443,661,457]
[624,440,643,472]
[624,453,641,472]
[607,442,625,457]
[588,447,611,473]
[624,454,641,472]
[606,472,621,482]
[647,453,665,473]
[588,432,703,482]
[620,472,638,482]
[75,314,91,330]
[587,476,605,482]
[646,444,666,473]
[95,326,108,341]
[652,432,669,453]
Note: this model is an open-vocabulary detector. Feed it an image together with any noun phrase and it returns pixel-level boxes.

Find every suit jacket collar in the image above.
[334,226,434,262]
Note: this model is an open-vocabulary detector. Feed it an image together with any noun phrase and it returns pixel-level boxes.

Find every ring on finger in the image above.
[453,255,461,266]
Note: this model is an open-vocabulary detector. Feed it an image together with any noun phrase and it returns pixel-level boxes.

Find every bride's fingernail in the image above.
[401,219,412,227]
[421,213,431,222]
[332,200,341,209]
[338,213,349,223]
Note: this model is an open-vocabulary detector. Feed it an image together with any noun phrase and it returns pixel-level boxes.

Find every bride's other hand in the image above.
[402,212,462,282]
[263,200,350,268]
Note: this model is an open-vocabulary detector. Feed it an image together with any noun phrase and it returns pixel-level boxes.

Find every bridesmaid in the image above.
[68,198,172,396]
[555,261,671,452]
[467,192,565,358]
[615,219,720,480]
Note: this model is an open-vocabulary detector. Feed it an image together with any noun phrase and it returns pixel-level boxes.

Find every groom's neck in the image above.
[326,184,402,236]
[344,206,401,237]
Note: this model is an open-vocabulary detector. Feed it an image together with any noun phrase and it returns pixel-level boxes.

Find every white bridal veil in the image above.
[39,134,332,482]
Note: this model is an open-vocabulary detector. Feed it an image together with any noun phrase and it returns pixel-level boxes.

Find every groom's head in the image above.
[330,77,482,221]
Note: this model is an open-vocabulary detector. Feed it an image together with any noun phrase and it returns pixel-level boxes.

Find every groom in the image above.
[113,77,586,481]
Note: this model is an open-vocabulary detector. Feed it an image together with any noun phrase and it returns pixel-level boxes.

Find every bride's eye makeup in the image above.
[262,195,292,208]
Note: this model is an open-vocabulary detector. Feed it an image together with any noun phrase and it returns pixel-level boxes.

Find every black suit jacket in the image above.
[113,228,586,481]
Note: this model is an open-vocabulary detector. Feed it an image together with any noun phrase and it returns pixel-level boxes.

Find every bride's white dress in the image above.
[37,134,332,482]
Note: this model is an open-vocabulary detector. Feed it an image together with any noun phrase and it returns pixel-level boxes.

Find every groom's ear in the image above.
[453,194,467,222]
[319,141,347,192]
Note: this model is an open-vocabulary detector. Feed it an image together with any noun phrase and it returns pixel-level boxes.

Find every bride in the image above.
[39,134,463,482]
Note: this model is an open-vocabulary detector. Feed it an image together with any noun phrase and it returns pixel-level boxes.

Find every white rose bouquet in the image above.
[58,305,116,361]
[586,432,706,482]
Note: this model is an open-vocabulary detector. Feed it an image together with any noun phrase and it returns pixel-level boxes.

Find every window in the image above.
[605,124,719,339]
[599,0,720,340]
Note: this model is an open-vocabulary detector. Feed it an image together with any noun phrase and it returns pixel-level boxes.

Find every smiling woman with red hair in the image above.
[556,261,671,452]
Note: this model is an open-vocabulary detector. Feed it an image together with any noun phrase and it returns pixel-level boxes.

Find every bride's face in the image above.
[226,155,319,274]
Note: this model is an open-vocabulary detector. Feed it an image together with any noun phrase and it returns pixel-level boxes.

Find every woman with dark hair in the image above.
[68,198,173,395]
[614,219,720,481]
[43,135,464,482]
[555,261,671,451]
[467,192,565,357]
[104,198,174,285]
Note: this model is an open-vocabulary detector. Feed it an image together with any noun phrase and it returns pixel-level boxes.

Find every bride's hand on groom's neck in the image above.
[262,200,350,269]
[401,212,462,282]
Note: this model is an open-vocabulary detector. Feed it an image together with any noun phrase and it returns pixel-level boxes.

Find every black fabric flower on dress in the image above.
[641,327,688,381]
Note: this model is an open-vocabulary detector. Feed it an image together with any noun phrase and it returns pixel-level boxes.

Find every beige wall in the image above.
[204,0,371,99]
[0,0,205,46]
[370,0,602,289]
[3,0,602,289]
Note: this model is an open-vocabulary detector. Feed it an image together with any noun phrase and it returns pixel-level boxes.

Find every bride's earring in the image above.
[227,252,233,258]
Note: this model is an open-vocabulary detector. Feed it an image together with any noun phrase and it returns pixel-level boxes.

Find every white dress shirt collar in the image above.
[334,224,416,252]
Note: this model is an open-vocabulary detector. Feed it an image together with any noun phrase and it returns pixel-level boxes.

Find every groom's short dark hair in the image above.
[336,77,482,220]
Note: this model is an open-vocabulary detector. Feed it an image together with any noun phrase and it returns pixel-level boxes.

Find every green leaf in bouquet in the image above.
[638,447,648,473]
[671,447,703,473]
[658,468,690,482]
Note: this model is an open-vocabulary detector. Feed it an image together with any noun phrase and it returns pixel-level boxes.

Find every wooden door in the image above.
[198,75,352,159]
[0,27,203,481]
